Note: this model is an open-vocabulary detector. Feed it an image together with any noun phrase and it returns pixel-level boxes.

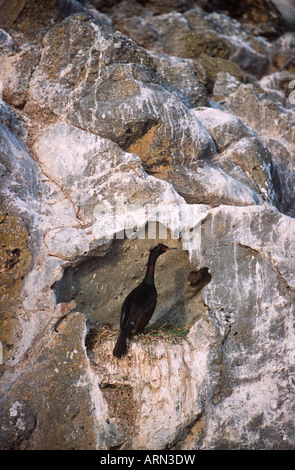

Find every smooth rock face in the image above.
[0,0,295,451]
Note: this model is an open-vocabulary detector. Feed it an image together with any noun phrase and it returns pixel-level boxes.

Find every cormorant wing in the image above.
[120,281,157,334]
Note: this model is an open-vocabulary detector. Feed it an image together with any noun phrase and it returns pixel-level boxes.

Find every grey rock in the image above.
[131,0,196,15]
[271,32,295,72]
[152,54,209,108]
[192,53,250,94]
[171,162,262,207]
[264,136,295,218]
[126,101,216,181]
[112,15,161,49]
[0,398,36,449]
[225,84,295,144]
[34,122,184,226]
[67,63,161,148]
[0,29,15,55]
[0,101,27,139]
[2,313,120,450]
[0,122,40,192]
[186,8,271,77]
[52,235,206,329]
[196,205,295,448]
[222,136,277,205]
[0,44,40,108]
[202,0,285,39]
[259,70,295,106]
[192,107,256,152]
[0,0,25,31]
[225,34,270,78]
[56,0,102,21]
[111,6,272,78]
[122,11,232,60]
[213,71,241,97]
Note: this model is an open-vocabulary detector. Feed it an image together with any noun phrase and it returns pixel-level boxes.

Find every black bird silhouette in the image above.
[113,243,176,358]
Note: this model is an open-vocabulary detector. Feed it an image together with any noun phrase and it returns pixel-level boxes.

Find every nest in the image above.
[87,323,190,351]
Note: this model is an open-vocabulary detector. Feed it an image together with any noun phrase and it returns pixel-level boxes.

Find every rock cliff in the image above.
[0,0,294,450]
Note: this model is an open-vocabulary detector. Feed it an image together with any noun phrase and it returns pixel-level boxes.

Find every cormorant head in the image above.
[150,243,177,256]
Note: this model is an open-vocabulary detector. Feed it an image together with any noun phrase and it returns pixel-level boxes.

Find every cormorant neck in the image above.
[144,251,160,282]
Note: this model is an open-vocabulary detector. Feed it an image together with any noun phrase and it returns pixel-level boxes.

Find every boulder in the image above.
[26,13,158,147]
[271,33,295,72]
[34,122,185,225]
[192,107,255,152]
[263,136,295,218]
[225,84,295,144]
[151,54,209,108]
[259,70,295,105]
[127,107,216,179]
[0,398,36,450]
[193,53,250,93]
[170,162,262,207]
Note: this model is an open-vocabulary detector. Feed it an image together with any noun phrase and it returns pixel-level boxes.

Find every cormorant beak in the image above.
[163,247,177,251]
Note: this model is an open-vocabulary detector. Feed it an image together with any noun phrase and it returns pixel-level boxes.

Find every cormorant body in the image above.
[113,243,175,358]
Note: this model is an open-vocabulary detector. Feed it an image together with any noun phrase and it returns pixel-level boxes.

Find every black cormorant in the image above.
[113,243,176,358]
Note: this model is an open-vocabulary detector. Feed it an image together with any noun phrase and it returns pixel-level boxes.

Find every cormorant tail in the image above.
[113,329,130,358]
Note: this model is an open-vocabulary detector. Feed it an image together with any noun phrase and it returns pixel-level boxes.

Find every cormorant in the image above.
[113,243,176,358]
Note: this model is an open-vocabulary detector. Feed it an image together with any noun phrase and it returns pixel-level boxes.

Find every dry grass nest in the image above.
[88,322,191,350]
